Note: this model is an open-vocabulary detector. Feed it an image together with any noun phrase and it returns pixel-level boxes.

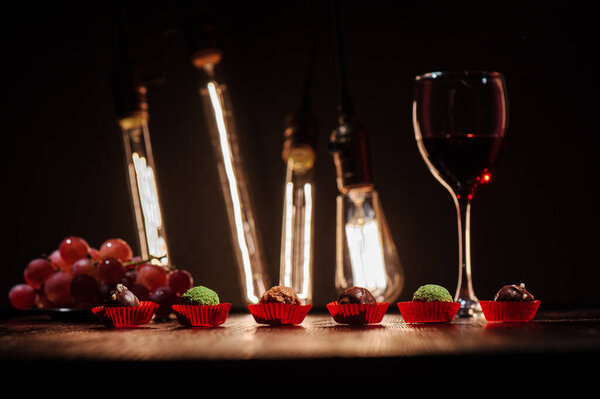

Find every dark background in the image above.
[2,1,598,309]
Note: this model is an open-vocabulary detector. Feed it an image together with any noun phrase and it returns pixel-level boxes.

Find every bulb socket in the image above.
[329,114,373,193]
[192,48,222,69]
[282,105,317,164]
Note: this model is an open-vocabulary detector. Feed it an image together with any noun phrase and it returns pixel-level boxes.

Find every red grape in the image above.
[59,236,90,264]
[35,290,53,309]
[97,257,125,284]
[49,249,72,273]
[129,283,150,302]
[24,258,55,289]
[9,284,36,309]
[121,269,138,287]
[136,263,168,292]
[150,286,178,320]
[43,271,72,307]
[71,258,98,278]
[168,270,193,295]
[89,247,101,260]
[99,238,133,263]
[98,283,117,304]
[70,274,99,306]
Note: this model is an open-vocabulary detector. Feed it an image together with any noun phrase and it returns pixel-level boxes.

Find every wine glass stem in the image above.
[455,196,480,316]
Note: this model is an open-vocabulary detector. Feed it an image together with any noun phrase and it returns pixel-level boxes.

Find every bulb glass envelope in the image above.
[335,186,403,302]
[200,79,269,304]
[119,116,169,266]
[280,146,315,304]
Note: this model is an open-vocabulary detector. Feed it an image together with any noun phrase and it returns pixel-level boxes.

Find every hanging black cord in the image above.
[300,31,317,109]
[297,2,319,112]
[332,0,354,117]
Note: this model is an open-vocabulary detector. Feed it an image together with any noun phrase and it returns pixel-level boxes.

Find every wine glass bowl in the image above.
[412,71,508,316]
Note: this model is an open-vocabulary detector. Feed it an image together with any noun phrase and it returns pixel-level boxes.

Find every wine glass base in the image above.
[456,298,482,318]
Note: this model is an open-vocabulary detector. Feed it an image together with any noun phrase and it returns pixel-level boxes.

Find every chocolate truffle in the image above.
[259,286,302,305]
[494,283,535,302]
[412,284,453,302]
[108,284,140,307]
[337,286,377,305]
[181,286,220,305]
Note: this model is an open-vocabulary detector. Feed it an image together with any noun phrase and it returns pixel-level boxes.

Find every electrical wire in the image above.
[332,0,354,116]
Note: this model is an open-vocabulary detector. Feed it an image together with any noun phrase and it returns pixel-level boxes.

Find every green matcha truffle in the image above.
[181,286,220,305]
[412,284,453,302]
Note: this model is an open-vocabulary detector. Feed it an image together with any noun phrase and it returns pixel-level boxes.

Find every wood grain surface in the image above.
[2,308,599,394]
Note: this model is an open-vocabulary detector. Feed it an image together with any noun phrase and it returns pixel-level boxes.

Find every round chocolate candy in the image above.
[110,284,140,307]
[337,286,377,305]
[493,283,535,302]
[259,286,302,305]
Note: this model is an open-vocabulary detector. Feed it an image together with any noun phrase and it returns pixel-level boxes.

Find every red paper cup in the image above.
[326,302,389,325]
[91,306,112,327]
[480,300,541,322]
[247,303,312,325]
[172,303,232,327]
[97,301,159,328]
[397,301,461,323]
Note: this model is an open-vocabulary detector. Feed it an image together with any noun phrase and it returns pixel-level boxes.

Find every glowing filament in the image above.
[283,181,294,286]
[301,183,312,300]
[344,209,387,292]
[207,81,258,303]
[281,179,313,301]
[280,145,315,303]
[132,152,168,264]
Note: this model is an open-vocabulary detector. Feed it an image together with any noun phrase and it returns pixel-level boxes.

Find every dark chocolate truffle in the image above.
[259,286,302,305]
[337,286,377,305]
[108,284,140,307]
[494,283,535,302]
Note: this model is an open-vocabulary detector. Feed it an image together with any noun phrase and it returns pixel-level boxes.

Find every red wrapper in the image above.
[172,303,231,327]
[247,303,312,325]
[397,301,461,323]
[93,301,159,328]
[91,306,112,327]
[480,300,541,322]
[326,302,389,325]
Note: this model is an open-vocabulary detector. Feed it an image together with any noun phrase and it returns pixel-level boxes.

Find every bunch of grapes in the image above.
[8,236,193,320]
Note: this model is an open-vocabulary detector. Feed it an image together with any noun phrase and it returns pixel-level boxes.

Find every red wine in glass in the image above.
[419,134,504,196]
[413,71,508,316]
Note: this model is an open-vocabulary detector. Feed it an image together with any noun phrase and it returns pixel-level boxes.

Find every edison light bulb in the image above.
[193,51,269,304]
[331,116,404,303]
[336,186,402,301]
[280,142,315,304]
[119,117,169,266]
[113,62,169,267]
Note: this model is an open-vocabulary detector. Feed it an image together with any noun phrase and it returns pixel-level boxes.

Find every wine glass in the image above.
[412,71,508,317]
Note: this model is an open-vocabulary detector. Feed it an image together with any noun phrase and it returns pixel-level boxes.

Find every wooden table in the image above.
[2,307,599,394]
